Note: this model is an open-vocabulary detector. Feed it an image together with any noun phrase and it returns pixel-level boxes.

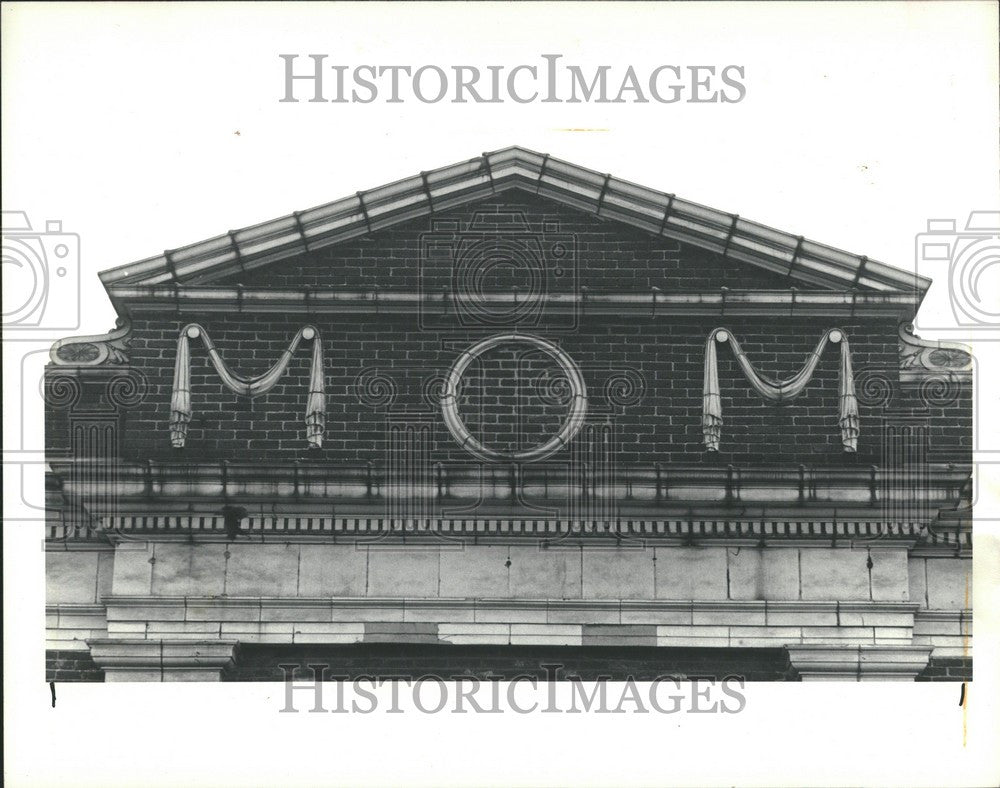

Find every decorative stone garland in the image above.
[702,327,859,452]
[169,323,325,449]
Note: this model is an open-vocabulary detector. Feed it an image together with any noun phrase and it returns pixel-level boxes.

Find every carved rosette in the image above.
[49,318,132,366]
[898,322,972,383]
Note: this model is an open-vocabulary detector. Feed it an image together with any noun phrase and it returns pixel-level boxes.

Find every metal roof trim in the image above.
[98,146,931,298]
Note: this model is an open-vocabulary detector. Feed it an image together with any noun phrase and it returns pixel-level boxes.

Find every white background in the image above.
[3,2,999,786]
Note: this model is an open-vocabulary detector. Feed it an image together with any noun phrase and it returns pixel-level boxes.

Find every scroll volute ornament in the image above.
[898,322,972,383]
[49,318,132,366]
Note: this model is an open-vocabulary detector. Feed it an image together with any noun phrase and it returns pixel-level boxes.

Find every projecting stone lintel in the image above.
[87,638,239,682]
[786,644,933,681]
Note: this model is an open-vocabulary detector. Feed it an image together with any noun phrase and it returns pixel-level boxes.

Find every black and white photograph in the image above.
[3,2,998,786]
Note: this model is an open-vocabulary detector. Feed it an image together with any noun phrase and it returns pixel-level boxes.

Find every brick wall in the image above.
[46,194,972,467]
[231,194,802,292]
[916,657,973,682]
[44,312,969,467]
[46,649,104,682]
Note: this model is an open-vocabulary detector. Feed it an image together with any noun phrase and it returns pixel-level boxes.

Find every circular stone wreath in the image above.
[440,333,588,463]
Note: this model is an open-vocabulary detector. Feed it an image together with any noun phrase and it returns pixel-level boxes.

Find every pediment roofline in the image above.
[98,146,928,297]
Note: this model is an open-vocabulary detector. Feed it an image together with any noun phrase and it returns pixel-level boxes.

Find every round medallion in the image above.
[440,333,587,463]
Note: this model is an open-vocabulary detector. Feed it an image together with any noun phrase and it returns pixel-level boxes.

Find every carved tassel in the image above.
[304,332,326,449]
[169,330,192,448]
[838,336,859,452]
[702,333,723,451]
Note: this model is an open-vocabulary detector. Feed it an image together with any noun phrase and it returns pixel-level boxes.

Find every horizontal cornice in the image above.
[46,461,971,525]
[105,286,920,319]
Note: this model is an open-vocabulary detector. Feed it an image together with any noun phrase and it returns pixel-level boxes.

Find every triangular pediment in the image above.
[98,146,927,296]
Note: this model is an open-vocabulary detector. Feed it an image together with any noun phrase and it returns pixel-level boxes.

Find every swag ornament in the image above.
[702,327,859,453]
[169,324,326,449]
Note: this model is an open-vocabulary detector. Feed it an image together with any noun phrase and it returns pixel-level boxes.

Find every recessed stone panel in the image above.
[654,547,727,600]
[46,550,100,604]
[150,543,226,597]
[225,544,299,597]
[298,544,369,597]
[799,549,869,601]
[508,546,582,599]
[582,547,655,599]
[111,543,154,596]
[366,547,439,598]
[868,548,909,602]
[439,545,509,598]
[926,558,971,610]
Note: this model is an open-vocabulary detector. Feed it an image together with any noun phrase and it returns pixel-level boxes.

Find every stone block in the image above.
[150,543,226,597]
[473,605,547,624]
[46,551,100,604]
[762,549,801,600]
[727,548,763,600]
[220,622,262,636]
[225,543,299,597]
[799,549,869,601]
[925,559,971,610]
[46,639,89,651]
[439,545,509,598]
[765,606,838,626]
[148,621,222,635]
[330,604,404,623]
[291,622,365,635]
[509,624,582,645]
[654,548,727,600]
[107,601,186,622]
[908,558,928,609]
[873,626,913,640]
[186,604,260,623]
[106,621,148,635]
[508,545,582,599]
[260,600,332,622]
[728,549,800,600]
[439,623,510,638]
[546,604,620,625]
[619,606,692,626]
[111,542,154,596]
[403,605,476,623]
[869,549,909,602]
[729,626,801,639]
[366,547,439,598]
[56,612,107,629]
[730,636,800,648]
[838,610,915,627]
[97,551,115,601]
[293,631,366,645]
[693,608,766,626]
[581,624,656,647]
[582,547,654,600]
[801,626,875,640]
[655,634,730,648]
[656,625,729,638]
[298,544,368,598]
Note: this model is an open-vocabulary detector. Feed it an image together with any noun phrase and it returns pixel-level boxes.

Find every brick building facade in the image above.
[45,147,972,681]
